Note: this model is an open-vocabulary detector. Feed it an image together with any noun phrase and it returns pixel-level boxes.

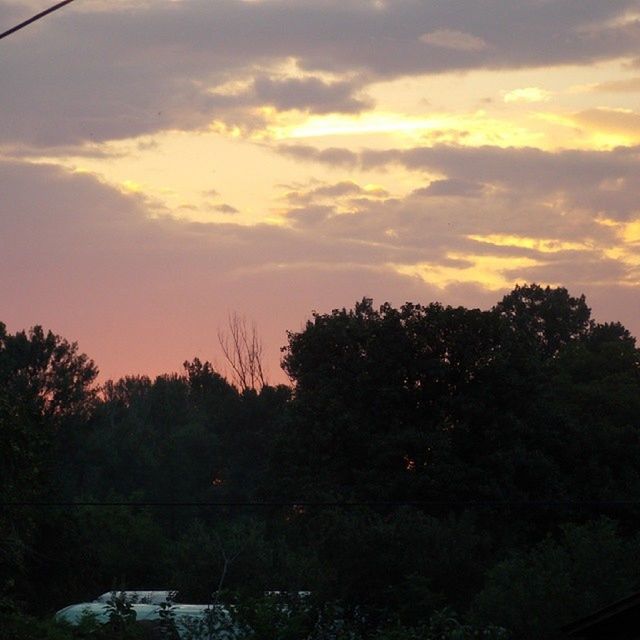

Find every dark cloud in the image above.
[508,257,633,287]
[212,203,239,214]
[285,204,334,227]
[419,29,488,52]
[593,76,640,92]
[313,181,364,198]
[280,143,640,220]
[413,178,485,198]
[282,179,603,260]
[278,144,358,166]
[361,145,640,190]
[3,0,640,146]
[285,180,365,204]
[251,76,371,114]
[205,75,371,116]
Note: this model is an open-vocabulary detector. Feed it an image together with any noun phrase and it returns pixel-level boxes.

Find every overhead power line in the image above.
[4,500,640,509]
[0,0,75,41]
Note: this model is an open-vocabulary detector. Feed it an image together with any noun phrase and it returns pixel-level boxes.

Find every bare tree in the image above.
[212,531,243,602]
[217,312,267,392]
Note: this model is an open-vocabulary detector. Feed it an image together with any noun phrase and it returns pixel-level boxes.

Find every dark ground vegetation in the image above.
[2,284,640,639]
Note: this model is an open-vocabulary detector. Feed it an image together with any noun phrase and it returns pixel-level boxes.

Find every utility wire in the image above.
[0,0,75,41]
[4,500,640,508]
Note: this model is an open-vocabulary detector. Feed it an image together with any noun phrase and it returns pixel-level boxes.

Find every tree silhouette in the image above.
[217,313,267,392]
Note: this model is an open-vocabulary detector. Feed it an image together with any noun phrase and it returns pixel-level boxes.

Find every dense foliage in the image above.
[1,284,640,638]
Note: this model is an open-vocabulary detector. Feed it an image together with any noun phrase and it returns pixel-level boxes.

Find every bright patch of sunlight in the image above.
[503,87,552,103]
[391,254,543,290]
[121,180,143,193]
[468,234,590,253]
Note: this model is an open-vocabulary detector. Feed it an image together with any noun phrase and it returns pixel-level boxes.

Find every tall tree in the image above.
[0,323,98,424]
[493,284,591,358]
[0,323,97,606]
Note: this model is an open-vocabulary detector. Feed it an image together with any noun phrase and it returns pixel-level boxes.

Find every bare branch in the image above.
[217,312,267,392]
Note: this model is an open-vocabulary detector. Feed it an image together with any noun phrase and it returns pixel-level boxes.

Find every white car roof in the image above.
[94,590,176,604]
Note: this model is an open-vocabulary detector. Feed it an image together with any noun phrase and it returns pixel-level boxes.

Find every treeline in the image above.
[2,284,640,638]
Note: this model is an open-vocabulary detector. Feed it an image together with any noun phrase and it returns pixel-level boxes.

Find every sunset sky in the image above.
[2,0,640,383]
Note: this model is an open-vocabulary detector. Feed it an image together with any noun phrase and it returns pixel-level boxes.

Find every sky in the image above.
[1,0,640,384]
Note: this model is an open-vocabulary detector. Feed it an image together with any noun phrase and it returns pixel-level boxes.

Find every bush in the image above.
[472,518,640,639]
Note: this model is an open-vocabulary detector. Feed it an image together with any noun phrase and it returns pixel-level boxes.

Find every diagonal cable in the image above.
[0,0,76,41]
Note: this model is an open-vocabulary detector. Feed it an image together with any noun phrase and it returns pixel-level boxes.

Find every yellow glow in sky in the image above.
[391,255,544,291]
[283,113,449,139]
[468,234,590,254]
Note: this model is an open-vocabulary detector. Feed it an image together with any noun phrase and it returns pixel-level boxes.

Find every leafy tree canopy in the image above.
[0,323,98,424]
